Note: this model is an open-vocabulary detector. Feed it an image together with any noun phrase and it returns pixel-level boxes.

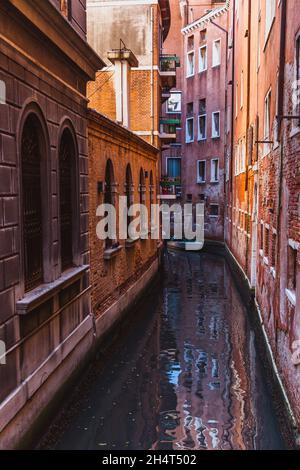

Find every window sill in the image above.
[210,179,219,184]
[198,137,207,142]
[197,180,206,184]
[103,245,122,260]
[285,288,296,307]
[212,135,220,140]
[186,140,194,144]
[16,265,88,315]
[212,64,221,69]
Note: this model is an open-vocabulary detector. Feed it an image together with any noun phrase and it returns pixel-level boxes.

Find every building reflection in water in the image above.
[39,251,284,450]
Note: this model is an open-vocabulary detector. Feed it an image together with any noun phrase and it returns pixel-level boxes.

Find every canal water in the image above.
[38,251,285,450]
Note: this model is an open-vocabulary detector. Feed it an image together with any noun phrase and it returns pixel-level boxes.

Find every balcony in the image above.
[160,176,182,199]
[159,118,180,144]
[159,55,180,90]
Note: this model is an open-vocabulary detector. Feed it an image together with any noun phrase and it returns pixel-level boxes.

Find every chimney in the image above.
[107,49,138,129]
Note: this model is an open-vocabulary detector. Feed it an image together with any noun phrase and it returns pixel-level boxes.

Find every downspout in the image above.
[230,0,236,248]
[150,5,154,146]
[276,0,287,324]
[209,18,228,242]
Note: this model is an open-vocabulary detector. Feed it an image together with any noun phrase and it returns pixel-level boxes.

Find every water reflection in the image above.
[39,251,284,450]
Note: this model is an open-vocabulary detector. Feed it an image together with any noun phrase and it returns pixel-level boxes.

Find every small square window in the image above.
[210,204,219,217]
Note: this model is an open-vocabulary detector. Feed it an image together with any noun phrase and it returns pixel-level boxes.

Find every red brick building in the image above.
[88,109,161,324]
[225,0,300,430]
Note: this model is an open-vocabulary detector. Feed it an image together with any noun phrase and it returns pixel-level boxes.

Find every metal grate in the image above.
[21,116,43,291]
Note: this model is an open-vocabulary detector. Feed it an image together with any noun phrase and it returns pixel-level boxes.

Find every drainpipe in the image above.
[209,18,228,242]
[150,6,154,146]
[229,0,236,249]
[276,0,287,324]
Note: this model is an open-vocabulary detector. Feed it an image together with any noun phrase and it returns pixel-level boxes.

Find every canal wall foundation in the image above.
[224,243,300,449]
[0,256,161,449]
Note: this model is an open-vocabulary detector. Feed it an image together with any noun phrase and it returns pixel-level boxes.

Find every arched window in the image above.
[149,171,155,235]
[125,164,133,237]
[21,115,44,291]
[149,170,154,205]
[139,169,147,237]
[59,128,76,271]
[104,159,115,248]
[139,168,145,205]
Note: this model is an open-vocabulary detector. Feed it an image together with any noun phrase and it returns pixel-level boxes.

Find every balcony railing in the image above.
[159,118,180,138]
[160,55,180,73]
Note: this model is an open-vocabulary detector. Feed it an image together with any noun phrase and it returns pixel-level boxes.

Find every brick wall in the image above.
[88,110,160,316]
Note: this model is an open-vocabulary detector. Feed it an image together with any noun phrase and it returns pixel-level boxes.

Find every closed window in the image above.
[199,45,207,72]
[210,204,219,217]
[167,158,181,177]
[211,158,219,182]
[265,0,276,42]
[186,117,194,142]
[21,115,44,291]
[212,111,220,138]
[198,114,207,140]
[187,51,195,77]
[197,160,206,183]
[264,89,271,154]
[59,129,76,271]
[212,39,221,67]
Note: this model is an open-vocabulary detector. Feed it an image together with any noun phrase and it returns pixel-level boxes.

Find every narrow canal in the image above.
[38,251,285,450]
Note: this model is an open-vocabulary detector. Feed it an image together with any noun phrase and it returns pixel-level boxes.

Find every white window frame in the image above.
[186,50,195,77]
[197,160,206,183]
[186,117,194,143]
[212,39,221,67]
[197,113,207,140]
[211,158,219,183]
[199,45,207,73]
[212,111,220,138]
[264,0,276,45]
[264,88,271,155]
